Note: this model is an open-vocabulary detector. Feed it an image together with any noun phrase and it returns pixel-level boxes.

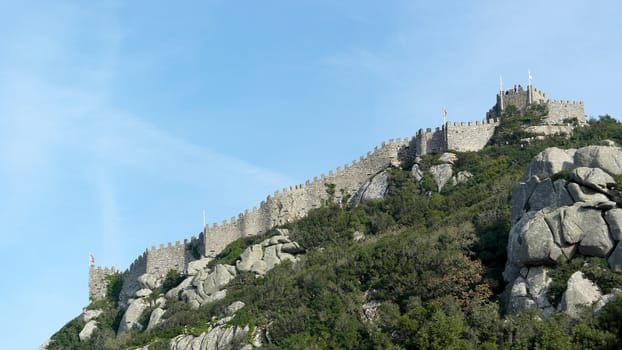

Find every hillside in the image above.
[45,115,622,350]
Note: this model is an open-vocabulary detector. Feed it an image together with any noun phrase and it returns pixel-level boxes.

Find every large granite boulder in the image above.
[605,208,622,241]
[200,264,236,295]
[350,170,390,206]
[430,164,453,192]
[571,167,616,194]
[574,145,622,175]
[82,309,102,323]
[170,325,250,350]
[504,145,622,317]
[504,210,562,281]
[236,245,264,273]
[607,243,622,272]
[521,147,576,182]
[438,152,458,164]
[118,298,149,333]
[147,307,166,330]
[411,163,424,182]
[558,271,602,318]
[78,320,98,341]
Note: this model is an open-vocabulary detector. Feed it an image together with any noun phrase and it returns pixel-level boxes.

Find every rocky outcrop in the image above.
[430,164,453,192]
[411,153,472,192]
[170,325,251,350]
[504,145,622,317]
[78,320,98,341]
[349,170,390,206]
[119,298,150,333]
[558,271,601,318]
[168,300,268,350]
[506,266,555,317]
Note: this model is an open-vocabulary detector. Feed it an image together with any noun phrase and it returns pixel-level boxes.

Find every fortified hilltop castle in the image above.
[89,82,586,301]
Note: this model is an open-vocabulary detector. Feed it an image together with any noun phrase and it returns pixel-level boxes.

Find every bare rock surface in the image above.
[78,320,98,341]
[521,147,576,182]
[574,146,622,175]
[170,325,250,350]
[504,145,622,316]
[430,164,453,192]
[559,271,602,318]
[119,298,149,333]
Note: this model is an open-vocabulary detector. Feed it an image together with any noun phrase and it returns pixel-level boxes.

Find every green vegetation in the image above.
[490,103,548,145]
[162,269,185,293]
[186,241,201,260]
[105,272,123,303]
[548,256,622,306]
[48,116,622,349]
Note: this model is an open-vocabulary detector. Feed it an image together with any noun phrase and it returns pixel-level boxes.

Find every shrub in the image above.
[162,269,184,293]
[105,273,123,303]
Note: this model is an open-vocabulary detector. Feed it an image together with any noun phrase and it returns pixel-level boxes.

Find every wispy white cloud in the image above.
[0,4,293,348]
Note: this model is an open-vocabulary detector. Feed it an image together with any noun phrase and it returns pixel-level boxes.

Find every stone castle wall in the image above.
[88,84,586,302]
[202,139,411,256]
[546,99,585,124]
[415,127,446,155]
[88,266,119,301]
[89,234,204,302]
[446,119,499,152]
[487,86,584,125]
[89,120,508,300]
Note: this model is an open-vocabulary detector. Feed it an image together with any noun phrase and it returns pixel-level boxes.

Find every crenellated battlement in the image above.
[488,84,585,124]
[200,137,412,256]
[89,266,121,300]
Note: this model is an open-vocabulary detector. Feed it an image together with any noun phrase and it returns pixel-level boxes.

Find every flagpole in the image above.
[499,76,504,111]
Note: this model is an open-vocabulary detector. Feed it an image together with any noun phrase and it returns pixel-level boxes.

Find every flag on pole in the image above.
[442,107,447,124]
[89,253,95,266]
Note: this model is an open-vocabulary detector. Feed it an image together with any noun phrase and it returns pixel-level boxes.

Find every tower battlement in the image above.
[487,84,585,124]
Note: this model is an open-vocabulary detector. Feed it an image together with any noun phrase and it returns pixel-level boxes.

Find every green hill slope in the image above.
[49,116,622,350]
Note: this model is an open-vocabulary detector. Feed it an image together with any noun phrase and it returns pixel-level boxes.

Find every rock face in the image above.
[558,271,602,318]
[118,298,150,333]
[430,164,453,192]
[170,325,250,350]
[165,231,305,311]
[504,145,622,317]
[349,170,390,206]
[79,320,98,341]
[410,153,472,192]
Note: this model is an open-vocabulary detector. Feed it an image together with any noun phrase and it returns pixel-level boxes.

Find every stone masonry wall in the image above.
[415,127,446,155]
[202,139,411,256]
[89,266,119,301]
[446,119,499,152]
[546,100,585,124]
[486,86,583,126]
[116,234,203,302]
[119,251,147,302]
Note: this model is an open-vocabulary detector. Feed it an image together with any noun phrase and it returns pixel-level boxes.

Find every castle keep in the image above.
[89,83,586,301]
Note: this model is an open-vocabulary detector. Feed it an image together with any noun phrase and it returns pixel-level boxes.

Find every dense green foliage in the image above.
[162,269,185,293]
[48,116,622,349]
[105,272,123,303]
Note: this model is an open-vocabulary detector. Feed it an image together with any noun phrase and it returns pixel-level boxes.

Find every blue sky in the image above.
[1,1,621,349]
